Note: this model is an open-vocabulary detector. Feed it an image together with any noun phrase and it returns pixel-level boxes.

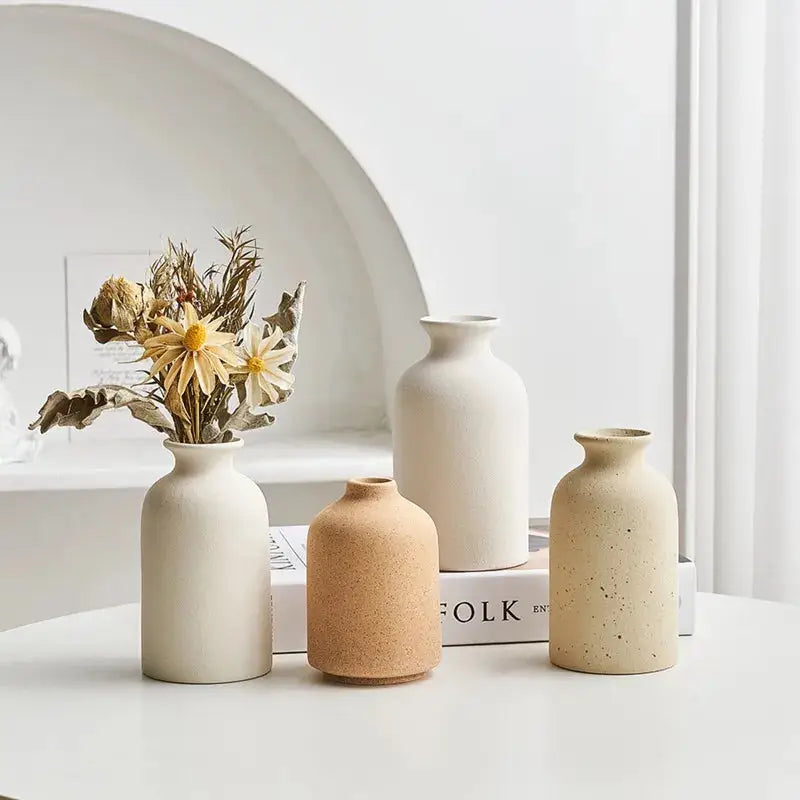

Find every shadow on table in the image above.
[0,656,450,690]
[484,646,565,676]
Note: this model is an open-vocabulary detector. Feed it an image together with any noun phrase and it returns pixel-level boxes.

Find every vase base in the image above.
[142,666,272,685]
[549,658,677,676]
[440,556,529,573]
[323,671,428,686]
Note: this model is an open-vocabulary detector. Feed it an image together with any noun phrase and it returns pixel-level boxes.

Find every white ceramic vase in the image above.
[141,439,272,684]
[549,429,678,674]
[394,315,529,571]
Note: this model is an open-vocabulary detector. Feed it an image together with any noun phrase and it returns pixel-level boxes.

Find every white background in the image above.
[0,0,676,514]
[0,1,676,627]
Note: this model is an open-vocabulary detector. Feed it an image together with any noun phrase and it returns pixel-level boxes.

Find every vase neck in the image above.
[421,315,498,357]
[164,439,243,477]
[575,428,651,468]
[344,477,397,500]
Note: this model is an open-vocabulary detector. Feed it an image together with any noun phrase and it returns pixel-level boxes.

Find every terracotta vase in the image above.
[549,429,678,674]
[306,478,441,684]
[394,315,529,571]
[141,439,271,684]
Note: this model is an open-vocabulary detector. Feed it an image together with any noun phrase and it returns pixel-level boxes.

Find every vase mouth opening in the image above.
[164,437,244,452]
[575,428,652,444]
[420,314,499,327]
[345,476,397,495]
[348,476,395,487]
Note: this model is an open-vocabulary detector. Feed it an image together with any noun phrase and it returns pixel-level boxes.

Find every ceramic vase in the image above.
[306,477,441,684]
[394,315,529,571]
[549,429,678,674]
[141,439,272,684]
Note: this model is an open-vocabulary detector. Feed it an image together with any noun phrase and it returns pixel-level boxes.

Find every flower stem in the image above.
[193,382,201,443]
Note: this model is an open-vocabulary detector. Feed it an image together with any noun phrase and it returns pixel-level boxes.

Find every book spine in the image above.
[272,561,697,654]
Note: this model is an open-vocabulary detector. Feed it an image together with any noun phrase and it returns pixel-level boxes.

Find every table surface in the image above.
[0,594,798,800]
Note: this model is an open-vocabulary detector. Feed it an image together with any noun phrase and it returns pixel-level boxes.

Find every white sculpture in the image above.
[0,318,40,464]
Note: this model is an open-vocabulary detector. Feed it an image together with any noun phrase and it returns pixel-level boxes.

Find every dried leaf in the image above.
[220,400,275,433]
[164,382,190,423]
[261,281,305,407]
[92,328,134,344]
[201,421,223,443]
[29,385,174,435]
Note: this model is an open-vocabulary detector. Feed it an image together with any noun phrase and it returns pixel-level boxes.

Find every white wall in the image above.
[0,1,677,630]
[0,7,390,439]
[0,481,350,630]
[4,0,676,514]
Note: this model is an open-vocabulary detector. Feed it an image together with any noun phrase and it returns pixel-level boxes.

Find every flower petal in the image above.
[205,330,236,346]
[163,353,186,392]
[194,350,215,395]
[264,366,295,390]
[206,316,225,332]
[143,333,183,347]
[177,351,196,395]
[258,373,280,403]
[258,326,283,356]
[262,345,296,367]
[207,344,242,367]
[246,323,262,355]
[147,347,183,378]
[182,303,198,326]
[245,373,261,407]
[203,349,229,384]
[135,347,163,362]
[154,317,185,336]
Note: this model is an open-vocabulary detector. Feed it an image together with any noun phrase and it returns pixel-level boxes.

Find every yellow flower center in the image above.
[247,355,266,373]
[183,323,207,352]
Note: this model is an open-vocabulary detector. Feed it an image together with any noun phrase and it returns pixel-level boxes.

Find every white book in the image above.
[270,526,697,654]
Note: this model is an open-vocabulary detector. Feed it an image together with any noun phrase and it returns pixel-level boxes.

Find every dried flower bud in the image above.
[91,276,144,332]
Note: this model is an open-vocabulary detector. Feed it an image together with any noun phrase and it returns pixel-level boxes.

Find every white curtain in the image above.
[683,0,800,603]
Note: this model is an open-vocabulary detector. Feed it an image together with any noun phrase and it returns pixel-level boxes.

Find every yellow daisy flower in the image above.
[231,323,296,407]
[142,303,239,395]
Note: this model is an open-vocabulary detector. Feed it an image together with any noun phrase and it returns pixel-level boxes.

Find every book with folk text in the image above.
[269,525,696,653]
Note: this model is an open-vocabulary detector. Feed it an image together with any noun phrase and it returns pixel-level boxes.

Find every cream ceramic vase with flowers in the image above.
[141,438,272,683]
[30,228,305,684]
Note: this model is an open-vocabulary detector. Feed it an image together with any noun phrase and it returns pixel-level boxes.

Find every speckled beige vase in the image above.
[306,478,442,685]
[549,429,678,674]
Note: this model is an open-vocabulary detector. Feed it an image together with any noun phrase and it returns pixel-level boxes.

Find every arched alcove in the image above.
[0,3,427,456]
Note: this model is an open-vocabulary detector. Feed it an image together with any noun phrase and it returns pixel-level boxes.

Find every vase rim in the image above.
[347,476,395,487]
[345,477,397,497]
[574,428,652,444]
[164,437,244,452]
[420,314,499,327]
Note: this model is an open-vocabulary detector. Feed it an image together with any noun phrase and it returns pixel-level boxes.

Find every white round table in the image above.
[0,594,798,799]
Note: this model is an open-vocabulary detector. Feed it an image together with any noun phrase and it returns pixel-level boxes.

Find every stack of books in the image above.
[270,525,697,653]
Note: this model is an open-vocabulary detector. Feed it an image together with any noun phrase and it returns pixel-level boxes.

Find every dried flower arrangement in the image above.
[30,228,305,444]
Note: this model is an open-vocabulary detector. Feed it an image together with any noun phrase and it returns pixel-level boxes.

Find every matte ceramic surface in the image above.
[306,478,441,684]
[394,316,529,571]
[141,439,272,684]
[549,429,678,674]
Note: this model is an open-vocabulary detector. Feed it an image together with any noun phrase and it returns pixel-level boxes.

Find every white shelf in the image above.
[0,430,392,493]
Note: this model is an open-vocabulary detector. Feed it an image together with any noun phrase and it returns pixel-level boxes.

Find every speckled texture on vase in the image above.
[394,315,529,571]
[306,478,442,685]
[141,439,272,684]
[549,429,678,675]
